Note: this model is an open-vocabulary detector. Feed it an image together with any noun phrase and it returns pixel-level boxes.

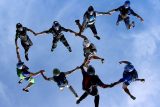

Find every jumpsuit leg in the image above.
[89,24,100,40]
[76,92,88,104]
[68,85,79,98]
[51,37,59,52]
[116,15,123,26]
[60,35,72,52]
[94,95,100,107]
[124,17,135,29]
[21,41,30,61]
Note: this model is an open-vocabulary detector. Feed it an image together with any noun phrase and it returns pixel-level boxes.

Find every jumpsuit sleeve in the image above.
[96,76,110,88]
[95,11,108,16]
[130,9,139,16]
[61,27,69,32]
[44,28,52,33]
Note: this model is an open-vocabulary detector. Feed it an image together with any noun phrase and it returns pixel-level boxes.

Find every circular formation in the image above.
[15,1,145,107]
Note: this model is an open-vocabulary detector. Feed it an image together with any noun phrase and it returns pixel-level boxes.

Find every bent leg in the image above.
[122,83,136,100]
[76,92,88,104]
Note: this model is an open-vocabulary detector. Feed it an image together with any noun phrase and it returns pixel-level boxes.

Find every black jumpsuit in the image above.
[114,6,139,28]
[44,26,71,52]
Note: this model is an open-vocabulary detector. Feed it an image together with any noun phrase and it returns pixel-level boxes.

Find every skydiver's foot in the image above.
[23,88,29,92]
[25,54,29,61]
[18,81,22,84]
[76,100,80,104]
[101,58,104,63]
[68,47,72,52]
[130,95,136,100]
[94,35,100,40]
[141,79,145,82]
[51,48,54,52]
[132,21,135,28]
[75,20,80,25]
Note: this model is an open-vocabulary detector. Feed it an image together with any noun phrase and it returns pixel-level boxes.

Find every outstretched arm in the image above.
[107,7,120,15]
[96,76,112,88]
[65,66,80,76]
[119,61,131,64]
[130,9,144,22]
[36,30,50,36]
[135,78,145,82]
[15,34,21,62]
[40,70,50,81]
[96,11,111,16]
[27,28,36,35]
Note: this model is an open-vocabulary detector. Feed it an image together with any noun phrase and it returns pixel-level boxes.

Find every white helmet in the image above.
[83,39,90,47]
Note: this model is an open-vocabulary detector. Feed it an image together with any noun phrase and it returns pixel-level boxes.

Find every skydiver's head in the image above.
[16,23,23,31]
[87,65,95,75]
[83,39,90,48]
[124,0,130,8]
[88,6,94,15]
[17,62,24,70]
[53,21,60,30]
[53,68,61,76]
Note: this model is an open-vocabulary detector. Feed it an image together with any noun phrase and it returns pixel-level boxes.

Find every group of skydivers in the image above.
[15,1,145,107]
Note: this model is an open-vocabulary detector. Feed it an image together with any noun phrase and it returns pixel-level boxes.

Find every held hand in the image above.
[141,79,145,82]
[119,61,122,64]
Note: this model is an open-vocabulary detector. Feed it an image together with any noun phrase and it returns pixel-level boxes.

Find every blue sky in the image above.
[0,0,160,107]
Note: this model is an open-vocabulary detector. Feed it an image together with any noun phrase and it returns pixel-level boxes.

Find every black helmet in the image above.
[16,23,22,28]
[88,6,94,12]
[53,68,60,76]
[53,21,60,27]
[87,65,95,75]
[17,62,24,69]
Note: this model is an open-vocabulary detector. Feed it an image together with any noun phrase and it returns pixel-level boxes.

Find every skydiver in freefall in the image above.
[107,0,144,29]
[110,61,145,100]
[41,67,79,99]
[15,23,36,61]
[75,5,111,40]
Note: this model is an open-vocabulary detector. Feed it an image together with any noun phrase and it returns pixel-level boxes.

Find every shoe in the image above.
[68,47,72,52]
[51,48,54,52]
[94,35,100,40]
[75,20,80,25]
[132,21,135,28]
[23,88,29,92]
[130,95,136,100]
[101,58,104,63]
[25,54,29,61]
[76,100,80,104]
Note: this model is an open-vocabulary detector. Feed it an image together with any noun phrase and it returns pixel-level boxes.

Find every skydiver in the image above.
[36,21,77,52]
[75,5,111,40]
[110,61,145,100]
[16,62,44,92]
[83,39,104,67]
[76,64,113,107]
[15,23,36,61]
[107,0,144,29]
[41,67,79,99]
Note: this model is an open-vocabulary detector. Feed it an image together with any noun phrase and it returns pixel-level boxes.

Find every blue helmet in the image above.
[124,0,130,8]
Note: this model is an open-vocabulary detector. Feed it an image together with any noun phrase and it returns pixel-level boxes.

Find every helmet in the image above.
[87,65,95,75]
[16,23,22,28]
[53,68,60,76]
[53,21,60,30]
[17,62,24,69]
[53,21,60,27]
[88,6,94,15]
[124,0,130,8]
[83,39,90,47]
